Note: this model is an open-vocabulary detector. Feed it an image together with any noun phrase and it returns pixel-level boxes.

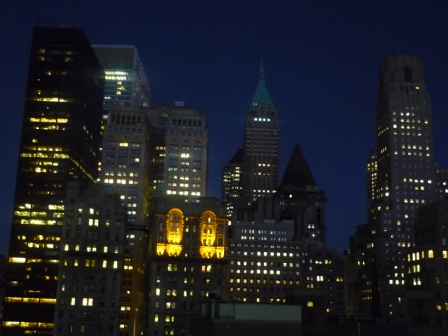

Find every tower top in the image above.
[279,145,318,191]
[250,61,275,110]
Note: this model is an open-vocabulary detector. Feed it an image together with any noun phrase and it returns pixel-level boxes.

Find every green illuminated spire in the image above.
[251,61,275,110]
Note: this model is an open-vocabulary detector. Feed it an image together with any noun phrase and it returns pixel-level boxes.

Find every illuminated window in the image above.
[82,298,93,306]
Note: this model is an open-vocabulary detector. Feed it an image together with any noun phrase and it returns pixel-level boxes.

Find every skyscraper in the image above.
[348,55,440,318]
[221,148,243,217]
[53,182,126,336]
[3,27,104,335]
[93,45,150,107]
[242,63,279,201]
[227,146,341,313]
[373,55,436,317]
[100,105,151,336]
[146,102,209,202]
[94,45,151,336]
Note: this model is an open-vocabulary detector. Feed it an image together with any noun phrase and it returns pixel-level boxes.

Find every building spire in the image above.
[251,60,275,109]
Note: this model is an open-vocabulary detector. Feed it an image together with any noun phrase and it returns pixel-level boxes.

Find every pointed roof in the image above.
[250,61,275,110]
[279,145,318,190]
[226,148,243,165]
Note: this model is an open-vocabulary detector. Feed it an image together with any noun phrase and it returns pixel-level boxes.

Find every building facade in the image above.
[101,105,151,336]
[2,27,104,336]
[406,200,448,335]
[348,55,445,319]
[146,103,209,202]
[147,196,228,335]
[221,148,243,217]
[53,182,126,335]
[227,145,343,315]
[93,45,150,107]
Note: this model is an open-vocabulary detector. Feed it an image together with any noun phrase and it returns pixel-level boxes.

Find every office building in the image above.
[242,63,279,201]
[221,149,243,217]
[147,196,228,335]
[146,103,209,202]
[93,45,150,107]
[94,44,152,336]
[348,55,441,318]
[405,200,448,335]
[53,182,126,336]
[227,146,343,314]
[101,105,151,336]
[2,27,104,336]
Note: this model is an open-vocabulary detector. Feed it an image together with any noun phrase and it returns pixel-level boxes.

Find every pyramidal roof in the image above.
[250,61,275,110]
[279,145,317,190]
[226,148,243,165]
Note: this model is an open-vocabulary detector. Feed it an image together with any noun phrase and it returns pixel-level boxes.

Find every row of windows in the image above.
[62,258,119,268]
[169,131,205,137]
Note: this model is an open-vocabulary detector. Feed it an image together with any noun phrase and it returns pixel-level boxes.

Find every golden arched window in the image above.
[166,208,184,244]
[200,211,217,246]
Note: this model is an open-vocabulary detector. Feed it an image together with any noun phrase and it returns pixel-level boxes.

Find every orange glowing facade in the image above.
[148,197,228,336]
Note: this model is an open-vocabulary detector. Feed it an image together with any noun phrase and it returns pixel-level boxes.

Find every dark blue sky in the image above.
[1,1,448,255]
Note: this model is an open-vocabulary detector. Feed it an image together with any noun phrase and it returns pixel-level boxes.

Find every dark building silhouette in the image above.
[2,27,104,335]
[277,145,327,243]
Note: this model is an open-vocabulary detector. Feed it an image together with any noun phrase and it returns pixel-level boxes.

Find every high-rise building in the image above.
[100,105,151,336]
[147,196,228,336]
[94,44,151,336]
[53,182,126,336]
[406,200,448,335]
[227,146,342,311]
[366,149,378,219]
[93,45,150,107]
[146,102,209,202]
[2,27,104,335]
[221,148,243,217]
[242,63,279,201]
[372,55,437,317]
[348,55,441,318]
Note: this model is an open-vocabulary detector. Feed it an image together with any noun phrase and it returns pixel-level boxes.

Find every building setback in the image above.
[2,27,104,336]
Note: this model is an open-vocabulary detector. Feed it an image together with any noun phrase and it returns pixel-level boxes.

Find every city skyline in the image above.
[1,1,448,255]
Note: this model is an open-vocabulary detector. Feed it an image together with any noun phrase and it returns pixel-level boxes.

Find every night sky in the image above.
[1,1,448,256]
